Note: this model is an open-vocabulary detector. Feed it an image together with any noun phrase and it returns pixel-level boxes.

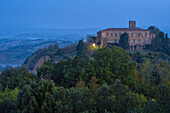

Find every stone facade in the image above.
[97,21,156,50]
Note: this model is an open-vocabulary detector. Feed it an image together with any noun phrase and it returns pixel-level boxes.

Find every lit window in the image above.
[133,40,135,43]
[115,40,117,43]
[138,40,140,43]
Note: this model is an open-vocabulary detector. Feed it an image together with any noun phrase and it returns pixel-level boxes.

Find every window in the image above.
[138,40,140,43]
[138,33,140,36]
[144,40,146,43]
[106,33,108,36]
[115,40,117,43]
[111,33,113,36]
[133,40,135,43]
[145,33,148,37]
[131,33,133,37]
[115,33,117,36]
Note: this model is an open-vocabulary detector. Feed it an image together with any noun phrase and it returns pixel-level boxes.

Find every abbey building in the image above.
[96,21,156,50]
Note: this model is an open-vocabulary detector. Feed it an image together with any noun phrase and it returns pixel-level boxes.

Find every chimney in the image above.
[129,21,136,28]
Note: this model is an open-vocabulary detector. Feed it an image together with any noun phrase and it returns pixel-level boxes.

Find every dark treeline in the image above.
[148,26,170,55]
[0,41,169,113]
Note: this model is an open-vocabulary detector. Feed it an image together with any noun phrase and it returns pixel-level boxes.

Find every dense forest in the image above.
[0,27,169,113]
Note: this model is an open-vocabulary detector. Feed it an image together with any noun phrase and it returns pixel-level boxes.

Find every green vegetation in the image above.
[0,38,169,112]
[148,26,170,55]
[119,32,130,50]
[0,87,18,113]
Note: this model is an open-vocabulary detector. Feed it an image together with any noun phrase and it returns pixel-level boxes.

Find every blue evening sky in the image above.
[0,0,170,31]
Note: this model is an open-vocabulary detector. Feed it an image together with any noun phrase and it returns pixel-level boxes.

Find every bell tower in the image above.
[129,21,136,28]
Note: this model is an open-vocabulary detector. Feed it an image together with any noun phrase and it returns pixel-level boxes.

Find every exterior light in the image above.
[93,43,96,47]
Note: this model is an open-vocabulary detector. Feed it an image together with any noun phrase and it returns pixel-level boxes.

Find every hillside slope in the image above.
[22,44,77,74]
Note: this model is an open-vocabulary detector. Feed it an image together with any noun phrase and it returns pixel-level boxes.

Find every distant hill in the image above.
[0,38,73,66]
[0,26,100,66]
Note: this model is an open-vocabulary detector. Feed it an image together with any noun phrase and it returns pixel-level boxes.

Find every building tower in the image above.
[129,21,136,28]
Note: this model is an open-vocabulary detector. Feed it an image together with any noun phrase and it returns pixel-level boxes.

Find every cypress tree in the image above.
[119,32,130,50]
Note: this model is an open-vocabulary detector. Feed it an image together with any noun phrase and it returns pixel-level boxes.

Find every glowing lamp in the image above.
[93,43,96,47]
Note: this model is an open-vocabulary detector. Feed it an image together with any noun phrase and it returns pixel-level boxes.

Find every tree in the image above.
[37,60,53,79]
[129,92,147,108]
[138,59,153,81]
[17,79,56,113]
[67,88,94,113]
[54,43,59,50]
[0,67,35,90]
[37,56,86,88]
[48,44,54,52]
[148,26,170,55]
[132,51,145,63]
[95,84,115,113]
[164,33,170,55]
[148,26,156,32]
[113,79,129,102]
[143,99,159,113]
[81,47,139,92]
[0,87,18,113]
[0,99,16,113]
[119,32,130,50]
[96,47,137,87]
[76,39,87,59]
[118,93,138,113]
[75,79,86,89]
[156,84,170,112]
[150,66,161,86]
[0,87,18,102]
[89,76,100,94]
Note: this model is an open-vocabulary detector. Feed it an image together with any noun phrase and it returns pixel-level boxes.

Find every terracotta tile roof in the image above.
[101,27,148,32]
